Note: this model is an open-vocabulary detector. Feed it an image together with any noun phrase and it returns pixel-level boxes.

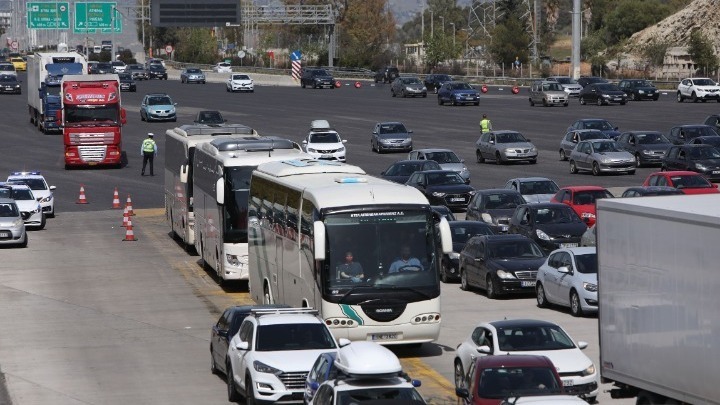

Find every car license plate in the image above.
[370,333,401,341]
[0,231,10,238]
[562,379,574,387]
[521,281,536,287]
[713,171,720,174]
[321,154,333,159]
[561,243,578,248]
[500,225,509,232]
[450,198,465,202]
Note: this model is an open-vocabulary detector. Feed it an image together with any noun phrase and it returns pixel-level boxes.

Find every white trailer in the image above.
[597,194,720,405]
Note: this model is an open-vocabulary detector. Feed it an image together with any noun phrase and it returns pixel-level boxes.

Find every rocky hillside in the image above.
[624,0,720,54]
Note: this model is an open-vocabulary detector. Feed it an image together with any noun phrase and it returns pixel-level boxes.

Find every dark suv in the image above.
[374,66,399,83]
[424,74,452,93]
[618,79,659,101]
[300,68,335,89]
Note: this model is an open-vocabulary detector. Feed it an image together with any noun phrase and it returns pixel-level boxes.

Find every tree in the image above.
[488,14,530,68]
[687,29,719,76]
[423,30,458,71]
[174,28,217,65]
[641,36,670,77]
[337,0,395,68]
[581,33,608,76]
[603,0,671,45]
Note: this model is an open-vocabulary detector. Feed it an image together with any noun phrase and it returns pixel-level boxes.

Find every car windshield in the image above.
[186,69,201,73]
[0,202,19,217]
[232,74,250,80]
[683,126,718,138]
[402,77,421,84]
[426,151,460,163]
[197,111,223,124]
[496,132,527,143]
[309,132,341,143]
[690,147,720,159]
[337,387,425,403]
[671,175,712,188]
[0,76,16,83]
[435,75,451,81]
[575,253,598,274]
[636,132,669,144]
[255,324,336,351]
[312,70,329,76]
[426,172,465,185]
[148,96,172,105]
[379,123,407,134]
[488,240,545,259]
[578,131,606,141]
[386,162,438,176]
[10,189,34,200]
[450,224,494,244]
[484,193,525,209]
[9,178,46,190]
[128,64,142,69]
[573,190,613,205]
[149,65,164,71]
[112,62,124,66]
[451,82,472,90]
[476,366,562,399]
[596,83,621,91]
[0,65,14,71]
[697,137,720,146]
[119,74,132,80]
[519,181,559,195]
[633,80,654,87]
[591,141,622,153]
[552,77,577,85]
[693,79,716,86]
[542,83,563,91]
[534,207,582,224]
[497,324,576,351]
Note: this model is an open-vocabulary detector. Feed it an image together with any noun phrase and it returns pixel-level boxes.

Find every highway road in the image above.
[0,71,717,405]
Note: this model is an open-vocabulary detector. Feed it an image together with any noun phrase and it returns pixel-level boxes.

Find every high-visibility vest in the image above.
[142,138,156,153]
[480,119,491,132]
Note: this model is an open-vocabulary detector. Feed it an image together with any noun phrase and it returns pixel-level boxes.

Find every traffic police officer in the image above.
[479,114,492,134]
[141,132,158,176]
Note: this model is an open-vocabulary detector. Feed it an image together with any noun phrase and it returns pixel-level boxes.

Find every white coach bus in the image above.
[192,137,309,283]
[248,159,453,345]
[164,124,257,250]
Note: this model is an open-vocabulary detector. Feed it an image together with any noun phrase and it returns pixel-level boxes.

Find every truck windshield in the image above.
[45,86,61,96]
[65,105,119,125]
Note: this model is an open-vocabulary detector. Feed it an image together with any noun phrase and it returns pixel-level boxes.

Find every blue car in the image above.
[140,93,177,122]
[437,81,480,106]
[304,352,338,403]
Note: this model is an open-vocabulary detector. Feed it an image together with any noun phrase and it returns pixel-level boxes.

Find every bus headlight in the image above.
[412,313,441,324]
[325,318,357,328]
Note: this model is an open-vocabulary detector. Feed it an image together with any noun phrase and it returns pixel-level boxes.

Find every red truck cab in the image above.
[59,74,126,168]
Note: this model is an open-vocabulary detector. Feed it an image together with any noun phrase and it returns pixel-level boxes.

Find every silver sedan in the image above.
[475,130,538,164]
[569,140,636,175]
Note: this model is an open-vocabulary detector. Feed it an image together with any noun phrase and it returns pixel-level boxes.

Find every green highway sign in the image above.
[74,2,121,34]
[27,2,70,29]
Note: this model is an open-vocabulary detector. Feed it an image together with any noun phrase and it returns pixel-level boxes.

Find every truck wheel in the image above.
[536,283,548,308]
[570,290,583,317]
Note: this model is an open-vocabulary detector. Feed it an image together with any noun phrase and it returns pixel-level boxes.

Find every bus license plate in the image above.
[370,333,400,341]
[562,379,574,387]
[521,281,536,287]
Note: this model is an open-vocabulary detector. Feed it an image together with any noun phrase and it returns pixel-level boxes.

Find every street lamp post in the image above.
[450,22,455,48]
[439,16,444,34]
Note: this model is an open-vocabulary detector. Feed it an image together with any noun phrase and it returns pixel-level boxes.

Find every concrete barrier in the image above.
[167,68,297,87]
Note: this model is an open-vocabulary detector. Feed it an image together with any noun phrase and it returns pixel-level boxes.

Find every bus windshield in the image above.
[323,209,439,302]
[223,166,254,244]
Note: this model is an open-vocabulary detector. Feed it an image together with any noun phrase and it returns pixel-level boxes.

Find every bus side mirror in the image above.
[216,178,224,205]
[313,221,326,260]
[180,165,188,183]
[438,217,453,254]
[120,108,127,125]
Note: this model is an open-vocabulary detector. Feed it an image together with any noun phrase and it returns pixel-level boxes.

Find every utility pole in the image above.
[571,0,581,79]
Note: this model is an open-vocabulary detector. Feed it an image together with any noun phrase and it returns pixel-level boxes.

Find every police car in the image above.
[7,172,55,218]
[0,197,27,247]
[0,183,45,229]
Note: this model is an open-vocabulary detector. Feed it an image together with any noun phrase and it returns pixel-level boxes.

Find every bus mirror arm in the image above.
[438,217,453,254]
[216,178,224,204]
[180,165,188,183]
[313,221,326,260]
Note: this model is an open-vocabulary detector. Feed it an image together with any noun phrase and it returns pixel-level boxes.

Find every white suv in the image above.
[677,77,720,103]
[302,120,347,161]
[226,308,348,404]
[7,171,55,218]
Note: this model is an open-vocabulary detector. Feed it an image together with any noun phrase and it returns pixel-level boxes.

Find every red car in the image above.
[643,171,720,195]
[456,354,585,405]
[550,186,614,227]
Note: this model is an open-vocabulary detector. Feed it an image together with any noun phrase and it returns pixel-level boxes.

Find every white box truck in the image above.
[597,194,720,405]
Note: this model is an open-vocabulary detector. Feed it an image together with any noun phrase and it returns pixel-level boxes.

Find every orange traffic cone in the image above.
[122,206,129,227]
[76,185,89,204]
[125,194,135,216]
[123,222,137,241]
[112,187,121,209]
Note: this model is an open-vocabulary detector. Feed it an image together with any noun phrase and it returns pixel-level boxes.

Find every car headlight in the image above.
[307,148,317,153]
[581,364,596,376]
[638,90,645,94]
[496,269,516,279]
[40,195,53,203]
[504,148,515,154]
[695,163,708,171]
[12,218,23,227]
[481,213,494,224]
[432,191,447,197]
[529,147,537,153]
[461,166,469,173]
[600,156,611,163]
[338,146,345,152]
[602,94,611,98]
[32,205,41,214]
[422,87,427,91]
[254,360,282,375]
[583,282,597,292]
[406,86,413,91]
[448,252,460,260]
[536,229,551,240]
[641,150,655,155]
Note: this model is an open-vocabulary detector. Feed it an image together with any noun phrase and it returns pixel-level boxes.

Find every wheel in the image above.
[391,89,396,97]
[692,92,698,103]
[596,97,603,106]
[245,376,257,405]
[452,97,458,106]
[140,112,145,122]
[47,211,55,219]
[495,152,503,165]
[529,98,535,106]
[628,170,636,175]
[569,160,578,174]
[401,90,407,98]
[592,162,601,176]
[19,233,27,248]
[440,261,449,283]
[542,98,548,107]
[560,149,567,161]
[476,150,485,163]
[676,92,684,102]
[37,214,46,230]
[226,362,240,402]
[536,282,548,308]
[437,97,443,105]
[529,159,537,164]
[486,275,498,299]
[579,96,586,105]
[570,290,583,317]
[423,94,428,98]
[226,86,230,92]
[474,101,479,106]
[563,102,568,107]
[460,269,470,291]
[371,141,375,152]
[210,347,219,374]
[632,93,638,101]
[620,101,626,105]
[301,81,306,88]
[661,165,666,172]
[454,359,466,389]
[635,154,642,168]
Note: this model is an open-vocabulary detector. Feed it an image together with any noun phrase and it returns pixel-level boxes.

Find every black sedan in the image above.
[0,74,21,94]
[667,124,719,145]
[465,189,525,233]
[94,62,114,74]
[424,73,452,93]
[618,79,659,101]
[620,186,684,197]
[118,73,136,92]
[458,234,547,299]
[379,160,441,184]
[440,220,495,283]
[578,83,628,106]
[576,76,608,87]
[210,304,289,376]
[405,170,475,211]
[662,144,720,182]
[689,136,720,148]
[615,131,672,167]
[508,203,587,252]
[147,64,168,80]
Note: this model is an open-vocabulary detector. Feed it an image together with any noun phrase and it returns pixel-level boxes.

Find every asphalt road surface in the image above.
[1,72,717,405]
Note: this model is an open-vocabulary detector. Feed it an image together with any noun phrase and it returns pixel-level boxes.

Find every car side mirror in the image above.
[173,103,178,106]
[614,127,619,130]
[218,329,228,338]
[558,266,571,274]
[408,130,413,133]
[477,345,492,354]
[372,131,378,134]
[342,139,347,144]
[235,341,249,351]
[455,387,470,399]
[50,186,56,191]
[310,382,320,390]
[577,341,588,350]
[120,108,127,125]
[465,179,470,185]
[302,140,308,145]
[338,338,351,347]
[489,140,494,144]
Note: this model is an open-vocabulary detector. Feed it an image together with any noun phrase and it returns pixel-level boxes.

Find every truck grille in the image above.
[78,146,108,162]
[278,372,307,390]
[515,270,537,280]
[69,132,115,145]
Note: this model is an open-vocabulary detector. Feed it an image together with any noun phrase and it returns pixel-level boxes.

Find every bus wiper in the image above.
[338,285,374,303]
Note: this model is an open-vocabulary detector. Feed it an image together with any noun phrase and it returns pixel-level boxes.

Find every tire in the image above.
[401,90,407,98]
[486,275,498,299]
[226,362,240,402]
[454,359,466,389]
[542,98,548,107]
[476,150,485,163]
[440,261,449,283]
[474,101,479,106]
[628,170,636,175]
[452,97,458,106]
[495,152,503,165]
[423,94,428,98]
[676,92,684,102]
[632,93,638,101]
[569,160,578,174]
[460,269,470,291]
[560,149,567,161]
[210,347,219,375]
[596,97,603,106]
[620,101,626,105]
[529,98,535,106]
[579,96,586,105]
[570,290,584,317]
[37,214,46,230]
[301,81,306,88]
[19,234,27,248]
[529,159,537,164]
[536,282,548,308]
[592,162,601,176]
[140,112,145,122]
[438,97,443,105]
[635,154,642,168]
[245,376,257,405]
[692,92,698,103]
[563,102,568,107]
